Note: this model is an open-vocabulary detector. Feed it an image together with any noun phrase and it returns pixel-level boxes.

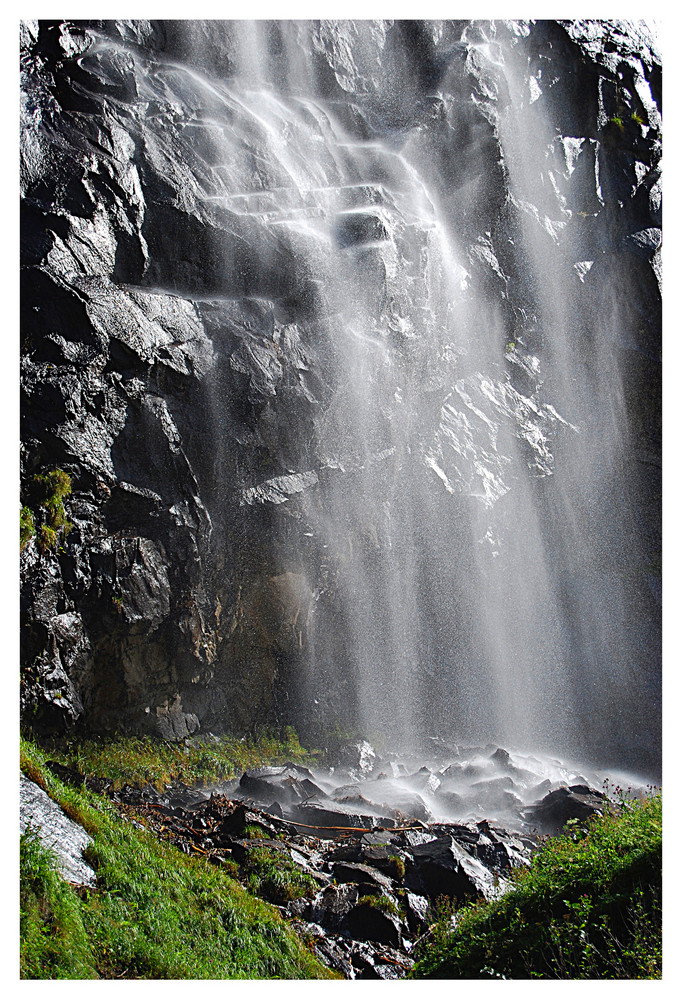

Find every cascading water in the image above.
[20,19,661,801]
[175,19,659,774]
[156,20,658,770]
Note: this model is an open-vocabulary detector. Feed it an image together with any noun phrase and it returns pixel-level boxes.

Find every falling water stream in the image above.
[82,20,659,810]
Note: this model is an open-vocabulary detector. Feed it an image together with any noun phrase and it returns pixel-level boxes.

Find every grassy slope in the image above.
[20,738,337,980]
[411,792,662,979]
[37,726,314,790]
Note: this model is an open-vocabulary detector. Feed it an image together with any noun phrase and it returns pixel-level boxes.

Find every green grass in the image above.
[39,727,314,791]
[240,847,319,906]
[357,894,400,917]
[21,831,98,978]
[20,738,337,980]
[411,791,662,980]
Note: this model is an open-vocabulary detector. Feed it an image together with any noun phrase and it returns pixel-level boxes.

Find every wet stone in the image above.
[405,835,507,902]
[20,775,96,887]
[332,861,396,894]
[342,900,404,949]
[404,892,430,934]
[524,784,607,835]
[308,882,360,930]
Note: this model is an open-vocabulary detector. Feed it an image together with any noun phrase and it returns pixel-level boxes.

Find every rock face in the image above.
[20,20,661,773]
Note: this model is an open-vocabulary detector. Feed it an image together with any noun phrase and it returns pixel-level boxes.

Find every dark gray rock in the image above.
[332,861,396,895]
[405,835,507,902]
[288,802,389,834]
[404,891,430,934]
[523,784,608,835]
[342,900,404,949]
[308,882,360,930]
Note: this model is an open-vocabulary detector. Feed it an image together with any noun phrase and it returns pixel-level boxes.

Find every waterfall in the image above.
[20,19,661,778]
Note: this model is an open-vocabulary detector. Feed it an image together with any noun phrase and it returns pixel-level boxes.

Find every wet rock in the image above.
[405,835,507,902]
[312,932,355,979]
[214,801,290,839]
[395,828,437,848]
[490,747,511,766]
[308,882,360,930]
[402,767,441,795]
[404,892,430,934]
[329,740,377,776]
[332,861,396,896]
[433,788,465,815]
[238,765,318,806]
[523,784,608,835]
[334,781,432,824]
[348,940,377,978]
[474,839,530,873]
[343,900,404,949]
[372,962,405,980]
[154,696,200,741]
[288,802,389,834]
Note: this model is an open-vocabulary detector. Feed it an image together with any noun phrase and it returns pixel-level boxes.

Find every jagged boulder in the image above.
[405,836,507,902]
[523,784,608,835]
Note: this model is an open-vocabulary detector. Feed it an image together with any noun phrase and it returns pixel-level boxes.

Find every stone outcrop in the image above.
[20,774,96,886]
[20,20,661,771]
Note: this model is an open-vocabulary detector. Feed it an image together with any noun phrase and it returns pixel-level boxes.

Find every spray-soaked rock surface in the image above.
[21,20,661,777]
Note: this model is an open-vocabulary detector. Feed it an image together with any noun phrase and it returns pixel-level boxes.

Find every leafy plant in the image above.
[37,525,59,554]
[22,468,73,555]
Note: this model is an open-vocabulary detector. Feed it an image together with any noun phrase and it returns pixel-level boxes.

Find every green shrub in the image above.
[37,525,59,553]
[33,468,72,503]
[22,468,73,555]
[411,792,662,980]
